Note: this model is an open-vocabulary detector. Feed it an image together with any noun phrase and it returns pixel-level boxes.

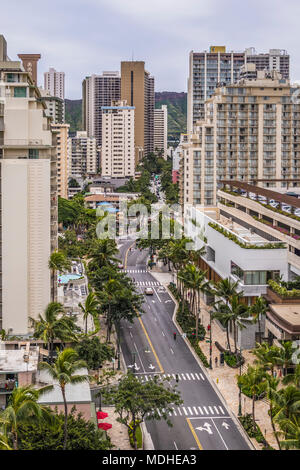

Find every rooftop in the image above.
[0,344,39,373]
[268,304,300,334]
[37,368,91,404]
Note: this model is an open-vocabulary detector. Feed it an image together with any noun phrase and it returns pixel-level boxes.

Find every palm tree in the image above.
[272,385,300,424]
[252,342,282,376]
[265,374,282,450]
[49,251,71,302]
[250,297,268,344]
[212,301,233,352]
[278,416,300,450]
[38,348,89,450]
[212,278,242,306]
[237,365,267,431]
[282,364,300,388]
[30,302,78,363]
[78,291,100,335]
[277,341,296,377]
[88,239,119,271]
[0,385,54,450]
[97,279,122,342]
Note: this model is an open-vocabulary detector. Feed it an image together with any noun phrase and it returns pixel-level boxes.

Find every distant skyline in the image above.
[2,0,300,99]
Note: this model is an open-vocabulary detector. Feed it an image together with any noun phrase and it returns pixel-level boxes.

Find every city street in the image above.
[117,240,252,450]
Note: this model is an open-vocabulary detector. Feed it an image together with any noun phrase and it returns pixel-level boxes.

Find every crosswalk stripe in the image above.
[181,374,186,380]
[172,408,177,416]
[182,407,188,416]
[200,373,205,380]
[157,409,161,416]
[214,406,219,415]
[194,373,200,380]
[177,408,182,416]
[193,407,199,415]
[188,407,193,415]
[186,373,191,380]
[172,374,176,380]
[203,406,208,414]
[198,407,204,415]
[219,406,225,415]
[190,373,195,380]
[209,406,214,415]
[144,376,148,381]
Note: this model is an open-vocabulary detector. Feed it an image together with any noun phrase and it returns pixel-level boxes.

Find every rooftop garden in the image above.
[268,279,300,298]
[208,222,286,250]
[252,216,300,240]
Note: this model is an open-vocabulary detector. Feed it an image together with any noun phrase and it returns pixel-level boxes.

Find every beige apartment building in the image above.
[154,105,168,158]
[0,35,57,335]
[52,123,69,199]
[121,61,154,164]
[101,100,135,178]
[181,68,300,207]
[68,131,97,179]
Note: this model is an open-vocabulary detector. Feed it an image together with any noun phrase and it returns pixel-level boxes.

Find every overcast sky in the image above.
[2,0,300,99]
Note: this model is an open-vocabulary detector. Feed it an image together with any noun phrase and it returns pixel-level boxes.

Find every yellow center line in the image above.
[124,242,164,374]
[186,418,203,450]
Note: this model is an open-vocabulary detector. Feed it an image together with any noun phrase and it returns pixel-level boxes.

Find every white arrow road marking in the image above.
[134,363,140,371]
[165,300,172,303]
[196,423,213,435]
[149,364,155,370]
[152,300,156,303]
[170,348,174,354]
[127,364,134,368]
[222,422,230,430]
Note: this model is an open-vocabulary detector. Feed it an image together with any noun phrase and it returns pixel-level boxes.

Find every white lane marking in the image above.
[203,406,209,414]
[212,419,229,450]
[154,287,162,303]
[219,406,225,415]
[161,331,165,337]
[177,408,182,416]
[190,373,195,380]
[144,376,148,381]
[157,409,162,416]
[129,332,133,338]
[172,408,177,416]
[186,373,191,380]
[200,373,205,380]
[182,407,188,416]
[181,374,186,380]
[198,407,204,415]
[172,374,176,379]
[195,373,200,380]
[209,406,214,415]
[188,407,193,415]
[174,441,178,450]
[170,348,174,355]
[214,406,220,415]
[193,407,199,415]
[133,341,146,373]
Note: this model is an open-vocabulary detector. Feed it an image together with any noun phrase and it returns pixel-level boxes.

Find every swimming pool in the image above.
[58,274,81,284]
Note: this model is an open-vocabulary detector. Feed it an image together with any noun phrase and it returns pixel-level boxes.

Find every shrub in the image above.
[268,279,300,298]
[128,421,143,449]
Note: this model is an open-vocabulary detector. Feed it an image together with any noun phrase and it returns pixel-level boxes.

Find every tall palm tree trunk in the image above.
[61,386,68,450]
[252,395,257,432]
[226,325,231,352]
[269,401,281,450]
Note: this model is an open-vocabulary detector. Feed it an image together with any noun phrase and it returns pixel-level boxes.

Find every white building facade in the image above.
[154,105,168,158]
[44,67,65,100]
[68,131,97,179]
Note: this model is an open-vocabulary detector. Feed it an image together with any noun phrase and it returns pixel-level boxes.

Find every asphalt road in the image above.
[116,238,251,451]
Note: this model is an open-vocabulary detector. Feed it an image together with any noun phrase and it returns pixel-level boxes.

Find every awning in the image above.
[97,411,108,420]
[98,422,112,431]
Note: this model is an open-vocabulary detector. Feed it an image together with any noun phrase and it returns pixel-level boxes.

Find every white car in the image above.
[144,287,154,295]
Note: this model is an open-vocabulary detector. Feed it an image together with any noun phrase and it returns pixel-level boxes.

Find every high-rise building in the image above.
[154,105,168,158]
[51,123,69,199]
[44,67,65,100]
[121,61,154,163]
[39,88,65,124]
[17,53,41,85]
[101,100,135,178]
[0,37,57,335]
[68,131,97,179]
[82,72,121,147]
[187,46,290,132]
[245,48,289,79]
[181,68,300,207]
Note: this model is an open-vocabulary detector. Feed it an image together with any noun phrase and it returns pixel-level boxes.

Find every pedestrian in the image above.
[215,356,218,367]
[173,332,177,341]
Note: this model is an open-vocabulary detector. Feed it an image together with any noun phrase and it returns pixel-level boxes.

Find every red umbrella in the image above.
[98,422,112,431]
[97,411,108,420]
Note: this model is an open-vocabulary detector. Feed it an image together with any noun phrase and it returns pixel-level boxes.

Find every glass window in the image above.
[29,149,39,159]
[14,87,26,98]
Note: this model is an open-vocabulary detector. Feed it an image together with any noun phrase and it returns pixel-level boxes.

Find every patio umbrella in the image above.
[96,411,108,420]
[98,422,112,431]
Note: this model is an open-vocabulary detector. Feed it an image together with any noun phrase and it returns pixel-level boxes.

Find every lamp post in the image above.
[209,311,212,369]
[238,346,242,416]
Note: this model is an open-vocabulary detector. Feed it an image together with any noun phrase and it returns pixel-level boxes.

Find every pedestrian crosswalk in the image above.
[148,404,227,418]
[124,269,148,273]
[135,281,161,287]
[138,372,206,382]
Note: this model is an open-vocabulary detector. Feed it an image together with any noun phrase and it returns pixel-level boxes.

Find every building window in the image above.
[14,87,26,98]
[29,149,39,159]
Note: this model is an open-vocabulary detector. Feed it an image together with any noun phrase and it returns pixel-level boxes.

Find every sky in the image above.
[2,0,300,99]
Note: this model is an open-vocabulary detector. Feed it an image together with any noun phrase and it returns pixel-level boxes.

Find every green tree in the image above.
[250,297,268,344]
[237,365,267,432]
[265,374,282,450]
[75,337,114,370]
[252,342,282,375]
[0,385,55,450]
[48,250,71,302]
[78,291,100,335]
[282,364,300,388]
[30,302,79,363]
[102,372,183,450]
[38,348,89,450]
[277,416,300,450]
[88,239,119,271]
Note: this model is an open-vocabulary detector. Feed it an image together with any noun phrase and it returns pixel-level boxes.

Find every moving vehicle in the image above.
[144,287,154,295]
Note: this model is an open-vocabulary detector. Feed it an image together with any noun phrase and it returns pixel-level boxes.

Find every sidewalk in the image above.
[101,406,132,450]
[196,295,279,450]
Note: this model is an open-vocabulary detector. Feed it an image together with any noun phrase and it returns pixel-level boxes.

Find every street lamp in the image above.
[238,346,242,416]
